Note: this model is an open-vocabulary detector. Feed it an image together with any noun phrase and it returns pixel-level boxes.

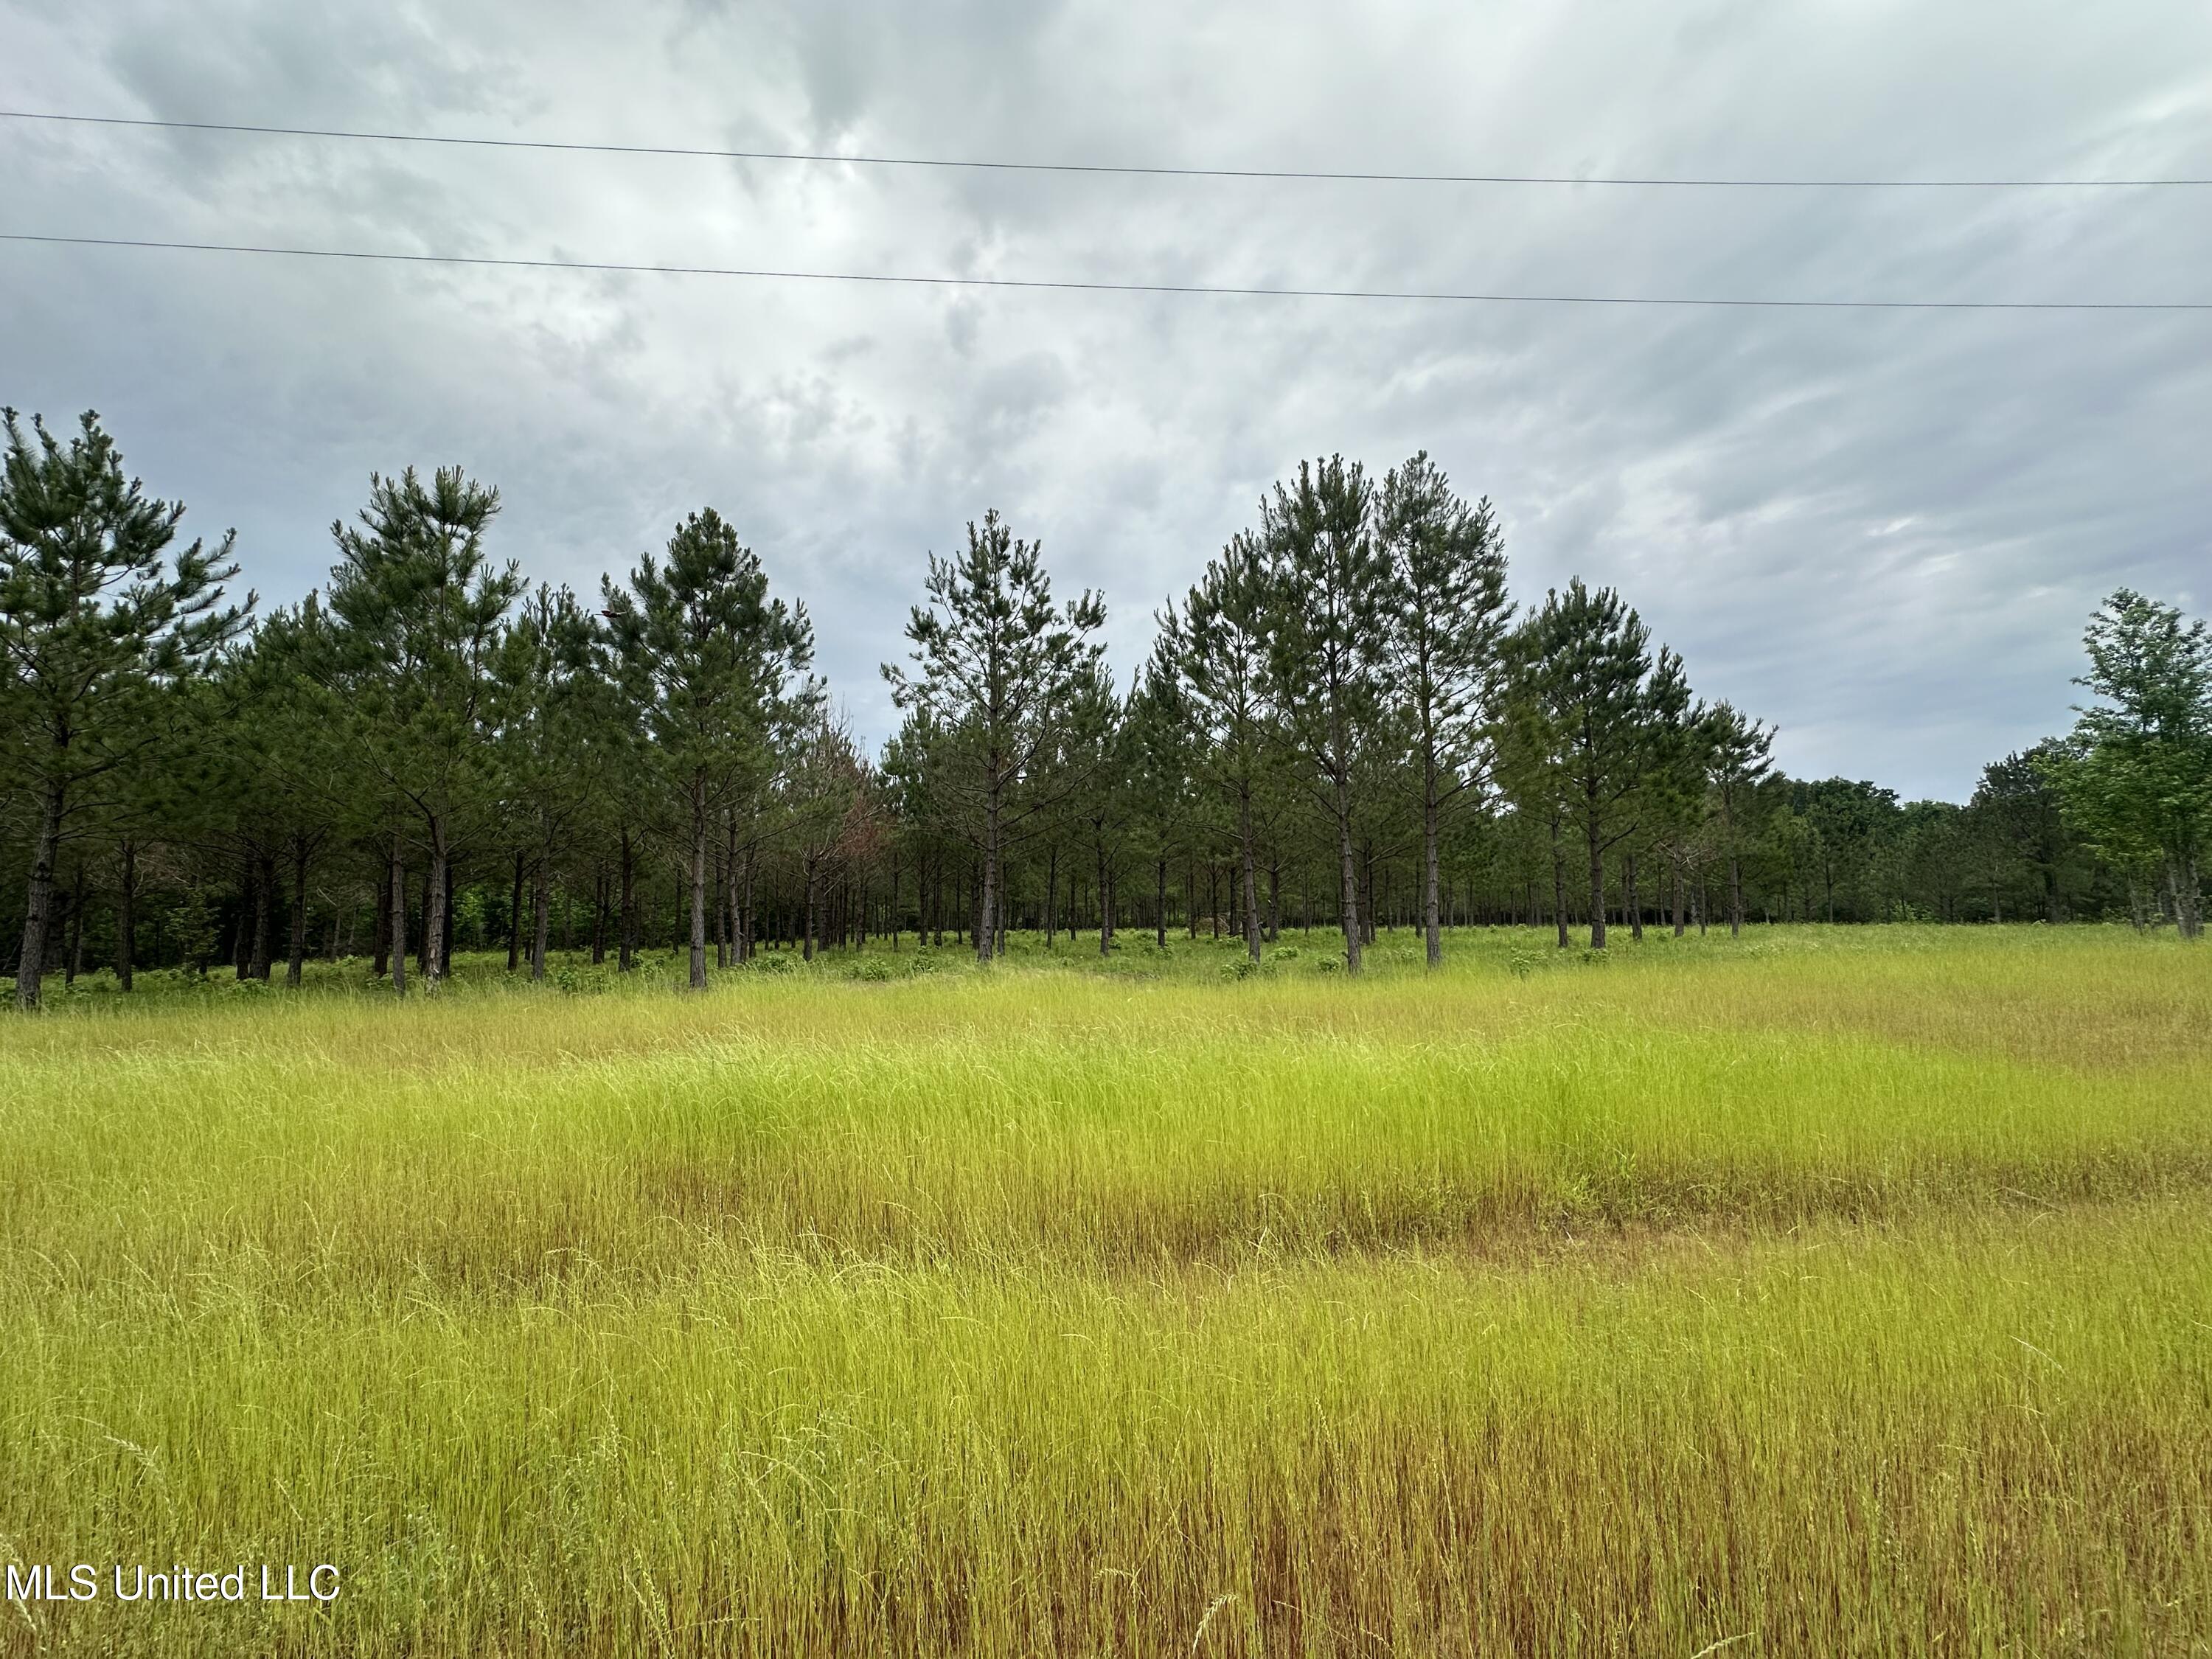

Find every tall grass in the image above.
[1,927,2208,1654]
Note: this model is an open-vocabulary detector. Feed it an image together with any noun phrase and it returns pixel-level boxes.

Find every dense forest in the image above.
[2,407,2206,1008]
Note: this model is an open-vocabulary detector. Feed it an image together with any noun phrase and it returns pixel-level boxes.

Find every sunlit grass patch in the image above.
[1,926,2208,1653]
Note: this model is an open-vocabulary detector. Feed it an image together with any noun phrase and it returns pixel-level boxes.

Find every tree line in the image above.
[3,408,2206,1008]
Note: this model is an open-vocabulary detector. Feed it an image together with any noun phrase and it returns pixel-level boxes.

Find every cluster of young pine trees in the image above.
[3,408,2203,1008]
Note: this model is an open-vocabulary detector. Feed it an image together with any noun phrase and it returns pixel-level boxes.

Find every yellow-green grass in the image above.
[1,927,2208,1655]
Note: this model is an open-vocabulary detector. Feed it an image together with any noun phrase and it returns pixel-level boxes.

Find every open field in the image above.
[3,926,2210,1655]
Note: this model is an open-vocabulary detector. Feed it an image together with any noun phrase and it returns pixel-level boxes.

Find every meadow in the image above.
[1,925,2208,1655]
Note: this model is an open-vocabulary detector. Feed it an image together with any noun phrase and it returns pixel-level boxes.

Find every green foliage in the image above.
[0,408,247,1006]
[883,510,1105,964]
[2044,590,2212,938]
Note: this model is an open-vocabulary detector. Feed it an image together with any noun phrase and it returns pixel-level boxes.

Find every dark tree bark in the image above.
[389,839,408,997]
[1335,795,1366,970]
[1097,842,1113,957]
[114,838,137,992]
[1584,780,1609,951]
[740,849,756,964]
[713,841,728,969]
[414,870,429,978]
[591,865,608,965]
[687,781,710,990]
[1239,795,1262,965]
[374,865,392,979]
[63,865,86,987]
[424,822,451,983]
[1626,851,1643,943]
[232,855,254,980]
[1422,790,1443,968]
[1155,857,1168,950]
[1551,817,1571,949]
[288,834,310,986]
[529,858,550,981]
[13,777,65,1010]
[1044,844,1058,950]
[618,827,637,973]
[507,852,525,973]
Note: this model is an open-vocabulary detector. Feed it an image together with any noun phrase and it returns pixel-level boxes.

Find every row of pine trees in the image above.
[3,408,2205,1008]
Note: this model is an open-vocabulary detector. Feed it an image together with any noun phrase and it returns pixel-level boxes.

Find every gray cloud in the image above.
[3,0,2208,797]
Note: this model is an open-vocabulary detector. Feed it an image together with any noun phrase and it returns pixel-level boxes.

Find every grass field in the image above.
[2,925,2209,1655]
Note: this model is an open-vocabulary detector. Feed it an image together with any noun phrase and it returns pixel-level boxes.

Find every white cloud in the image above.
[2,0,2208,797]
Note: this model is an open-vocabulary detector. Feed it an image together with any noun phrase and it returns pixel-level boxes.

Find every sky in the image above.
[3,0,2208,801]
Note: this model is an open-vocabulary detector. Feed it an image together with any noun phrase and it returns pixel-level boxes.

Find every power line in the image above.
[3,108,2205,189]
[4,232,2201,310]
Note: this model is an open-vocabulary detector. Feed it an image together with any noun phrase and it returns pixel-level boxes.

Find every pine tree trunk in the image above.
[591,866,608,964]
[1239,793,1262,964]
[2171,855,2204,942]
[976,796,999,967]
[1552,842,1570,949]
[530,858,551,981]
[618,828,636,973]
[58,865,83,987]
[1422,786,1442,970]
[232,856,254,980]
[507,851,525,973]
[1045,844,1058,950]
[714,851,729,969]
[114,837,137,991]
[374,865,392,979]
[1729,852,1745,939]
[1335,776,1363,975]
[15,776,65,1010]
[1585,800,1608,950]
[1627,851,1643,943]
[1672,860,1686,938]
[288,834,310,986]
[804,868,818,963]
[424,821,451,983]
[739,827,757,969]
[688,785,709,990]
[1155,857,1168,950]
[1098,843,1112,958]
[389,839,408,997]
[245,855,267,980]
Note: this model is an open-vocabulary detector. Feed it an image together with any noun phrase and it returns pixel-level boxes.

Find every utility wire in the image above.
[3,231,2203,310]
[2,109,2205,189]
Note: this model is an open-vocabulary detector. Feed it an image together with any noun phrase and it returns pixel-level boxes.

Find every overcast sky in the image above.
[4,1,2208,799]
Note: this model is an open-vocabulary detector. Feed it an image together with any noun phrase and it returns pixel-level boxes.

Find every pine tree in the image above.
[1377,452,1511,969]
[323,467,518,991]
[883,511,1104,966]
[1158,530,1279,963]
[602,509,818,990]
[1703,701,1775,937]
[0,409,248,1009]
[2043,590,2211,939]
[495,585,617,979]
[1501,580,1693,949]
[1261,457,1386,973]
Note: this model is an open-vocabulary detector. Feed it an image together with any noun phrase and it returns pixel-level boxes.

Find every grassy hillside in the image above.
[2,926,2208,1655]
